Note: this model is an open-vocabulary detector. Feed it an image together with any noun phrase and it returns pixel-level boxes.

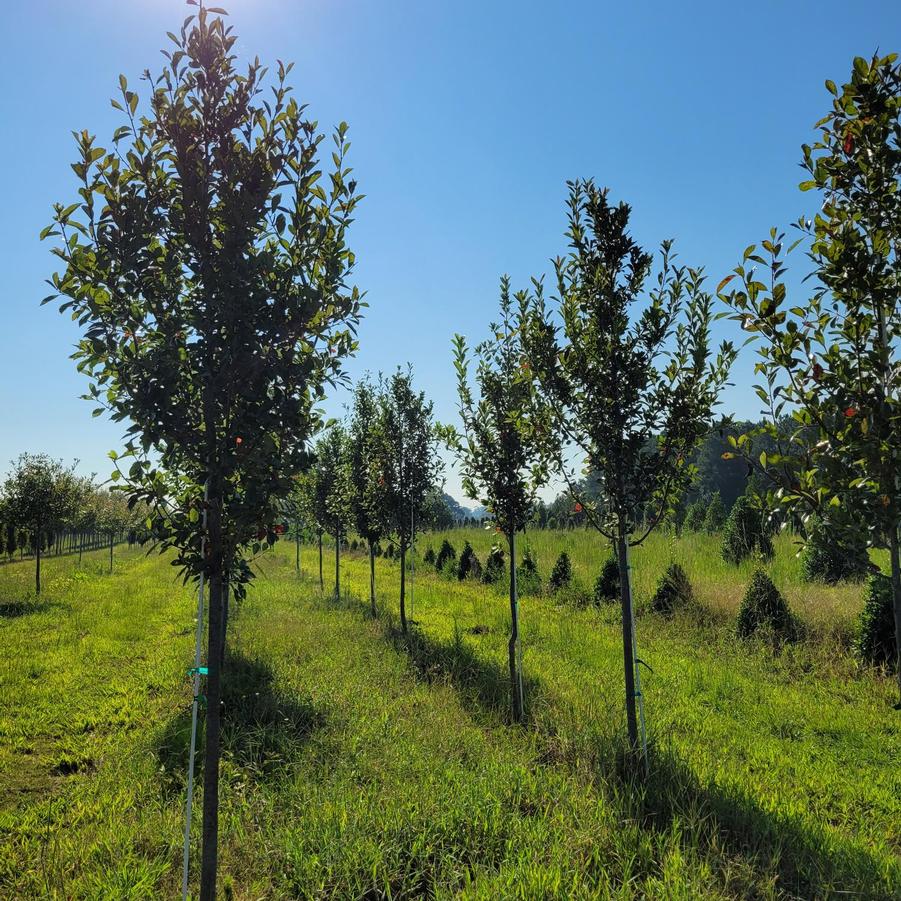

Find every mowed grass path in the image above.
[0,532,898,898]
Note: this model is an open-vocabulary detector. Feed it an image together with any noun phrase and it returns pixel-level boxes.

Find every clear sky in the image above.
[2,1,898,504]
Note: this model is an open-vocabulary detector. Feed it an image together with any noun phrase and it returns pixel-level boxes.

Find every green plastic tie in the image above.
[188,665,209,677]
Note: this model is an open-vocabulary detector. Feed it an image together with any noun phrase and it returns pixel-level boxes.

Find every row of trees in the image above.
[0,453,147,592]
[444,53,901,752]
[287,368,443,630]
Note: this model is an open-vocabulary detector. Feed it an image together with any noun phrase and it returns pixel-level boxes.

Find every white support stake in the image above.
[182,483,208,900]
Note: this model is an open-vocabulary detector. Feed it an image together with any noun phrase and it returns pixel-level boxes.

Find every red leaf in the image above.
[716,274,736,294]
[844,407,857,418]
[843,132,854,154]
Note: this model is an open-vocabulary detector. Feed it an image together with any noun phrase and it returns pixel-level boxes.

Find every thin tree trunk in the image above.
[109,533,114,573]
[220,581,230,668]
[335,535,340,599]
[199,511,224,901]
[369,541,377,617]
[508,531,524,724]
[616,521,639,752]
[79,532,83,564]
[318,531,323,590]
[400,541,408,634]
[889,524,901,705]
[295,528,300,574]
[35,533,41,596]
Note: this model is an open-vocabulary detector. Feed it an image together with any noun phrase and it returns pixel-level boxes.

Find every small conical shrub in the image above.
[594,555,620,604]
[350,538,359,551]
[854,573,896,670]
[457,542,482,580]
[702,493,726,533]
[549,551,573,591]
[482,544,505,584]
[800,517,870,584]
[517,546,541,595]
[651,563,694,615]
[385,543,395,559]
[722,495,773,565]
[435,539,456,572]
[423,544,436,566]
[684,499,708,532]
[737,570,797,642]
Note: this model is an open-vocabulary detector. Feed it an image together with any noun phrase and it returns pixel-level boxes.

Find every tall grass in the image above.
[0,532,898,898]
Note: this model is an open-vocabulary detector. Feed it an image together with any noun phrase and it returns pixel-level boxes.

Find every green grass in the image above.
[0,529,898,898]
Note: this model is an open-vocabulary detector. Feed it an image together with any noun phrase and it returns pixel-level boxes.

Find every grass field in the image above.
[0,529,898,899]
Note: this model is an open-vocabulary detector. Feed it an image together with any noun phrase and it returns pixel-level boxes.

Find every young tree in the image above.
[382,368,441,633]
[521,180,736,757]
[445,276,547,722]
[719,53,901,698]
[42,5,361,896]
[294,468,325,589]
[348,378,391,615]
[312,424,353,598]
[2,455,82,594]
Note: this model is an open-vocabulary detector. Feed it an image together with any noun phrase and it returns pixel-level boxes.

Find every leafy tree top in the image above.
[42,3,362,588]
[381,368,442,547]
[447,276,546,536]
[2,454,83,534]
[718,52,900,549]
[311,424,353,539]
[521,179,736,541]
[348,378,392,544]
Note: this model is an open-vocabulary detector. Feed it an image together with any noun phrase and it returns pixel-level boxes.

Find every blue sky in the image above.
[2,0,898,503]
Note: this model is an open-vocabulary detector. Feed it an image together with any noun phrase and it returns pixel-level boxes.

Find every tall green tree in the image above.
[294,468,326,589]
[313,424,354,598]
[719,53,901,699]
[42,4,361,896]
[348,378,391,615]
[1,454,82,594]
[382,368,442,633]
[521,180,736,757]
[446,276,547,723]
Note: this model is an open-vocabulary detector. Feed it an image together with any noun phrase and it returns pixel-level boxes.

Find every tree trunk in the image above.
[508,531,524,724]
[199,504,224,901]
[369,541,377,617]
[890,524,901,705]
[318,531,323,590]
[295,528,300,574]
[616,522,639,752]
[334,535,340,599]
[109,533,114,573]
[35,534,41,596]
[400,541,408,634]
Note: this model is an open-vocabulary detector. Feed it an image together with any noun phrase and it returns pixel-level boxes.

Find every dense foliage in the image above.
[721,495,774,565]
[737,570,798,643]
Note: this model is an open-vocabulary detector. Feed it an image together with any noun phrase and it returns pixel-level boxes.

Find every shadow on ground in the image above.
[591,740,900,900]
[374,608,542,726]
[154,648,327,793]
[0,597,63,618]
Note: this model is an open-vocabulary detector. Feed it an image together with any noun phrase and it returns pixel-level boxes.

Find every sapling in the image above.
[521,180,735,758]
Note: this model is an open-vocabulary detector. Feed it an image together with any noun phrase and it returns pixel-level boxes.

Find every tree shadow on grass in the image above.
[154,648,327,795]
[596,740,899,899]
[0,597,63,618]
[380,615,543,726]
